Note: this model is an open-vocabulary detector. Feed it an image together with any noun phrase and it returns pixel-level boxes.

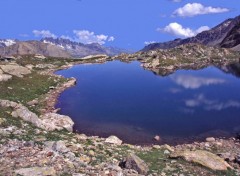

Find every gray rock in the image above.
[206,137,216,142]
[52,141,69,153]
[154,135,160,141]
[40,113,74,132]
[121,153,149,175]
[0,100,74,132]
[27,99,39,106]
[0,73,12,82]
[170,150,232,171]
[164,150,170,155]
[105,135,122,145]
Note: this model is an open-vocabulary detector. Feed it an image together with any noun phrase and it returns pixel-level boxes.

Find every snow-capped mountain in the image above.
[41,37,131,58]
[0,39,17,48]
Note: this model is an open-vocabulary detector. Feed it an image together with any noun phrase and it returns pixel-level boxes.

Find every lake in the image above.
[55,61,240,145]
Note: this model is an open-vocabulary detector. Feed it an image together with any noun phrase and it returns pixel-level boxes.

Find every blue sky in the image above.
[0,0,239,50]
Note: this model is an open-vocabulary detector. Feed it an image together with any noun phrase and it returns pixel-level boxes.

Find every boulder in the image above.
[0,73,12,82]
[105,135,122,145]
[170,150,232,171]
[120,153,149,175]
[40,113,74,132]
[52,141,69,153]
[0,100,74,132]
[154,135,160,141]
[161,144,174,152]
[14,167,56,176]
[206,137,216,142]
[27,99,39,106]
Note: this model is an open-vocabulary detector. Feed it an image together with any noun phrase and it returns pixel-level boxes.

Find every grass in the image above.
[0,71,59,104]
[137,149,168,174]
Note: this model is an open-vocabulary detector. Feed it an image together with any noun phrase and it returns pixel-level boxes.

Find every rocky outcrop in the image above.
[170,150,232,171]
[116,43,240,76]
[0,100,74,132]
[41,37,131,57]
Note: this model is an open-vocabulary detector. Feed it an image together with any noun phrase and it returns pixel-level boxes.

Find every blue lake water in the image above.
[56,61,240,145]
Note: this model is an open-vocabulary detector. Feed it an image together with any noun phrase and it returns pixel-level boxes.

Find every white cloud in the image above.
[33,30,57,38]
[73,30,114,45]
[195,26,211,34]
[159,22,210,38]
[171,75,225,89]
[60,35,73,40]
[108,36,115,42]
[185,94,240,111]
[144,41,157,45]
[173,3,229,17]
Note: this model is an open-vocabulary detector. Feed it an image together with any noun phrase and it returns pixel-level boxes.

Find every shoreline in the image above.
[1,56,240,175]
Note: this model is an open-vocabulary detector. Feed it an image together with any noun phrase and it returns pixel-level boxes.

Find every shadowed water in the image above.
[55,61,240,145]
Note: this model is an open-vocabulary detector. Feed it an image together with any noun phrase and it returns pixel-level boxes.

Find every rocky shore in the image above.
[114,44,240,76]
[1,54,240,175]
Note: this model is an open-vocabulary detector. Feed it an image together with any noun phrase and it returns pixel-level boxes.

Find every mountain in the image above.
[41,37,131,57]
[142,15,240,51]
[0,40,71,58]
[0,37,130,58]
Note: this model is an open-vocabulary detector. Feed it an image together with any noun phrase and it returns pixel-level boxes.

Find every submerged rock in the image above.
[170,150,232,171]
[154,135,161,141]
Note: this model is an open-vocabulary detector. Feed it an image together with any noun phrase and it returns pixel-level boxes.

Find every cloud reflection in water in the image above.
[185,94,240,111]
[171,75,225,89]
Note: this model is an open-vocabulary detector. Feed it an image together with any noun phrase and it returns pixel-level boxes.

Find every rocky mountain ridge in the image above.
[0,37,130,58]
[42,37,130,57]
[0,41,71,58]
[142,15,240,51]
